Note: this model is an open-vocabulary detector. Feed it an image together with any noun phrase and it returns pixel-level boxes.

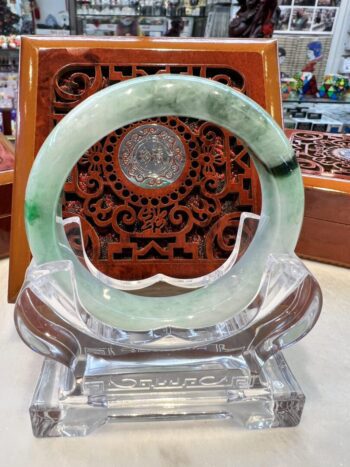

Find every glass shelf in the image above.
[283,98,350,105]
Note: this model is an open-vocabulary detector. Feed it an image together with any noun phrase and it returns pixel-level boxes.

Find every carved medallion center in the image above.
[332,147,350,161]
[118,124,186,189]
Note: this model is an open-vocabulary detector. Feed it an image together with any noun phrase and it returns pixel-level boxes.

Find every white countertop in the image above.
[0,257,349,467]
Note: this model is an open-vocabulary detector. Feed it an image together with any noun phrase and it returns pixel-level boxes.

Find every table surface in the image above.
[0,257,349,467]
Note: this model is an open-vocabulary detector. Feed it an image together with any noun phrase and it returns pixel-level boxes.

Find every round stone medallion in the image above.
[118,124,186,189]
[331,147,350,161]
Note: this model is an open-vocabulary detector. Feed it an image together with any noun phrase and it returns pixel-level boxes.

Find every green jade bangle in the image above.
[25,75,304,331]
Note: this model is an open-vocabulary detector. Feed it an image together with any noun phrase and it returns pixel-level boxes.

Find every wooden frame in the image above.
[9,36,283,302]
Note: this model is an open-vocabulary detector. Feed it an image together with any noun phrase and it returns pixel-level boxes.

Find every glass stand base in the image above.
[30,351,304,437]
[17,250,321,438]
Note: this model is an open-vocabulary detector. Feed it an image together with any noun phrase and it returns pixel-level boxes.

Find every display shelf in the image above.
[283,99,350,134]
[76,13,207,18]
[283,98,350,105]
[71,0,210,36]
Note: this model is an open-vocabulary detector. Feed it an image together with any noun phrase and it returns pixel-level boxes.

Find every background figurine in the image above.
[319,74,349,100]
[228,0,280,38]
[165,17,184,36]
[117,16,139,36]
[294,71,318,97]
[303,41,323,73]
[281,78,299,100]
[296,41,323,97]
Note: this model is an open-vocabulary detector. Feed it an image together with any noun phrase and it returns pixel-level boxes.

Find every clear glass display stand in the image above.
[14,215,322,437]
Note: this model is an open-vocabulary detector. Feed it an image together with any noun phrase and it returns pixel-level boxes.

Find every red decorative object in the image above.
[229,0,279,38]
[58,64,258,280]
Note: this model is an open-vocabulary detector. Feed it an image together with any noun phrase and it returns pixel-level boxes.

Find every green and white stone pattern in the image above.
[25,74,304,331]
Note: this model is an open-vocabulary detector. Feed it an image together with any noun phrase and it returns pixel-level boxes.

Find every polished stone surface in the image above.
[24,75,304,331]
[1,257,350,466]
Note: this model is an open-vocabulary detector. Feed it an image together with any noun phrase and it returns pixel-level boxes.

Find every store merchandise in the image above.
[1,0,349,437]
[75,0,209,36]
[228,0,279,38]
[0,1,346,88]
[277,35,332,85]
[9,37,285,295]
[319,74,349,100]
[281,77,300,99]
[0,1,348,439]
[295,70,319,96]
[75,0,207,17]
[13,42,322,435]
[275,0,341,34]
[8,38,290,292]
[25,73,304,329]
[166,17,194,36]
[283,101,350,133]
[34,0,70,35]
[0,71,18,105]
[0,34,20,48]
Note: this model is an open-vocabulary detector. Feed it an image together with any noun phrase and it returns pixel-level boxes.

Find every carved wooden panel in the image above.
[288,130,350,268]
[290,131,350,181]
[55,63,258,279]
[9,38,282,299]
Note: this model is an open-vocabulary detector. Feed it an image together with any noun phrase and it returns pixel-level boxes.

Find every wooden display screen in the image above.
[9,36,283,302]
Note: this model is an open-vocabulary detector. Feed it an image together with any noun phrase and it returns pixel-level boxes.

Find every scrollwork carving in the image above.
[56,62,260,280]
[289,131,350,180]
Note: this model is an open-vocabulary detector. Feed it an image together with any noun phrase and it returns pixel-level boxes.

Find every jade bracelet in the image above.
[25,74,304,331]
